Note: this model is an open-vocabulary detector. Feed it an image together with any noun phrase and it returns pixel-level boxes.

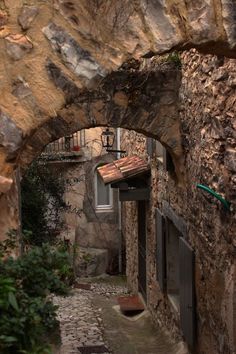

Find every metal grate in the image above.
[78,345,110,354]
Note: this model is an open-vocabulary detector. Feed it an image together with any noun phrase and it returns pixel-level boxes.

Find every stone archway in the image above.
[1,0,236,181]
[18,60,182,176]
[0,0,236,237]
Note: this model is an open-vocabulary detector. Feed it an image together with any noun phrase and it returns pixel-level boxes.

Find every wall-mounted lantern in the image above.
[101,128,115,149]
[101,128,126,154]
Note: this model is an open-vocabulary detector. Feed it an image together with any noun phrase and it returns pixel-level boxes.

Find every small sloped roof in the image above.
[97,155,150,184]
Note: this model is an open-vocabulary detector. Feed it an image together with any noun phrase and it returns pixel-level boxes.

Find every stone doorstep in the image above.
[117,294,145,313]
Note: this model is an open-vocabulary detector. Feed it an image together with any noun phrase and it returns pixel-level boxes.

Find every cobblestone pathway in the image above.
[53,279,183,354]
[53,281,127,354]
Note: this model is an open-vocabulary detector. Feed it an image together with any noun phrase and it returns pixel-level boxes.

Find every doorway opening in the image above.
[138,200,147,302]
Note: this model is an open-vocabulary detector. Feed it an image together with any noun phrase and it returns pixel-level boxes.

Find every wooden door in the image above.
[138,201,147,302]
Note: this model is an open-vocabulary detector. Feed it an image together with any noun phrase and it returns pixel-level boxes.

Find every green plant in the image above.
[83,253,92,263]
[166,51,181,68]
[0,240,73,354]
[3,243,71,297]
[0,229,18,257]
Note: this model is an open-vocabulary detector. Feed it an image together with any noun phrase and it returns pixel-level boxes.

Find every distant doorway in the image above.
[138,201,147,302]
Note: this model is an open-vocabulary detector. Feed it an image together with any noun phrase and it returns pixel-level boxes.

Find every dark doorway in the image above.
[138,201,147,302]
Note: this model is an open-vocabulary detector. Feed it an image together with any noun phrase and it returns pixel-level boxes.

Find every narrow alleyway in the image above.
[53,277,182,354]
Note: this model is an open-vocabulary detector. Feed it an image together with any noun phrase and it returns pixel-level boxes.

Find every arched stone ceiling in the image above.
[19,60,182,175]
[0,0,236,181]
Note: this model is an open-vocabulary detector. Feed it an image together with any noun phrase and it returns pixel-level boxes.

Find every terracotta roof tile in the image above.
[97,155,150,184]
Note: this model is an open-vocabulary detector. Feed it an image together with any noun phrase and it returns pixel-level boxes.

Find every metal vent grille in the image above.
[78,345,110,354]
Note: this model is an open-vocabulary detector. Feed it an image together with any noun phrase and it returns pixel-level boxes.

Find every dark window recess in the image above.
[155,208,166,292]
[163,149,175,174]
[147,137,155,157]
[179,237,196,349]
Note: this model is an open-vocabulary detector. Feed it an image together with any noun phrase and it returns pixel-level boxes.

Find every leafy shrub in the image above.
[0,242,73,354]
[3,244,71,297]
[0,230,18,258]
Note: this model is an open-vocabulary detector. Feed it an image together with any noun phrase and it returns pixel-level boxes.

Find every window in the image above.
[155,206,196,347]
[95,169,113,211]
[155,140,175,174]
[156,141,164,162]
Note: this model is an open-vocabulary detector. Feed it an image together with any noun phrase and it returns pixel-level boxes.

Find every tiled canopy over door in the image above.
[179,237,196,349]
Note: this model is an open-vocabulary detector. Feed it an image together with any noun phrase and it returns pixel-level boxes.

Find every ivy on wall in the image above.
[21,159,67,246]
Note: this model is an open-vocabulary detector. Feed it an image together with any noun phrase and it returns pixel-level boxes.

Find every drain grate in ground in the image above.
[78,345,109,353]
[74,282,92,290]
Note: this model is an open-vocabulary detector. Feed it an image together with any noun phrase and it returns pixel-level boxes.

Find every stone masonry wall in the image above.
[122,51,236,354]
[1,0,236,248]
[1,0,236,181]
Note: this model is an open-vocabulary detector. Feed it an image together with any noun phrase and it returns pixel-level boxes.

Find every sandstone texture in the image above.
[18,6,39,30]
[0,2,235,351]
[0,175,13,193]
[40,128,119,275]
[5,34,33,60]
[0,109,22,159]
[0,0,236,181]
[122,50,236,354]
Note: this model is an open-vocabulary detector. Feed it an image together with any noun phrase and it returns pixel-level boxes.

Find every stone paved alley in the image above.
[53,278,185,354]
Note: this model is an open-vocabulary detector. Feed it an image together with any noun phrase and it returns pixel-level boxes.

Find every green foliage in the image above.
[0,241,74,354]
[166,51,182,68]
[21,160,67,246]
[3,243,71,297]
[0,230,18,258]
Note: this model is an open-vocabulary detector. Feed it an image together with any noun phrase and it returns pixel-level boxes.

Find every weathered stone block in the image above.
[222,0,236,49]
[5,34,33,60]
[0,109,23,156]
[0,10,8,26]
[224,149,236,172]
[42,22,107,85]
[18,6,39,30]
[75,247,109,277]
[12,77,32,99]
[0,176,13,193]
[45,59,80,101]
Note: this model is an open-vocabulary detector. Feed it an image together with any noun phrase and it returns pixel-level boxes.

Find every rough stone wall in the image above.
[43,128,119,268]
[122,200,139,293]
[0,56,183,240]
[4,0,236,241]
[122,51,236,354]
[1,0,236,182]
[0,171,20,239]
